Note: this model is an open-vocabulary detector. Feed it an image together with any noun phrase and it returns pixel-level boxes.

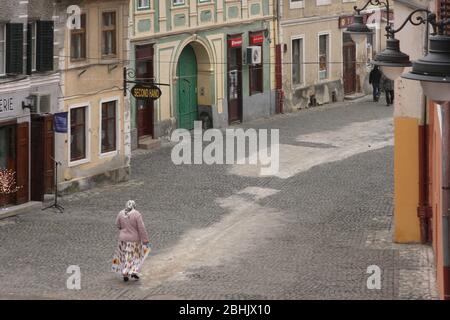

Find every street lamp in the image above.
[345,0,450,102]
[402,31,450,103]
[346,13,373,44]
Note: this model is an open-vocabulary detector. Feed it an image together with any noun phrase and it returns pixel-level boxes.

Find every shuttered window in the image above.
[0,24,5,76]
[36,20,54,72]
[6,23,23,74]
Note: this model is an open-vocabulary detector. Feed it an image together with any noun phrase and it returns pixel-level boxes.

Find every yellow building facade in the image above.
[56,0,131,193]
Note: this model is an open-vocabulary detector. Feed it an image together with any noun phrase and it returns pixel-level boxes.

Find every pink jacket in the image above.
[115,209,149,243]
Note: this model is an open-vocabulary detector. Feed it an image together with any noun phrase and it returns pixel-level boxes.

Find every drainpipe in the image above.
[418,96,432,244]
[442,102,450,300]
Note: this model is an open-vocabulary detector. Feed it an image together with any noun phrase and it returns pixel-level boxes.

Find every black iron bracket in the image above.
[123,67,170,97]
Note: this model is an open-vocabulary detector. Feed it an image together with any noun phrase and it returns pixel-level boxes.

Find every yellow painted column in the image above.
[394,117,421,243]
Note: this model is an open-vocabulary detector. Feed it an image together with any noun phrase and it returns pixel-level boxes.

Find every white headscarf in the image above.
[124,200,136,216]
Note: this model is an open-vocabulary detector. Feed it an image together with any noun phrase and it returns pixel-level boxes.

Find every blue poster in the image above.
[54,112,68,133]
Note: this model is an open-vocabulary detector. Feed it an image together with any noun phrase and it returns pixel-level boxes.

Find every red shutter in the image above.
[16,122,29,204]
[439,0,450,35]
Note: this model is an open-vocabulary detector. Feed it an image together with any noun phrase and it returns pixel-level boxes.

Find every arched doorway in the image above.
[177,44,198,130]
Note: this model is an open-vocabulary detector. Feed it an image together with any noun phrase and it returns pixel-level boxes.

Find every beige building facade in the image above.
[56,0,131,193]
[279,0,372,111]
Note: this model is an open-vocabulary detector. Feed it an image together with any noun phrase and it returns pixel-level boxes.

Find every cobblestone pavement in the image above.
[0,97,439,300]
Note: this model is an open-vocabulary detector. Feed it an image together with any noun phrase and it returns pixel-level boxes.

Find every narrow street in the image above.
[0,97,438,300]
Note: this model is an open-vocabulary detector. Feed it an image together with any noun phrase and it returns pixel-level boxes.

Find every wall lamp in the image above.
[345,0,450,103]
[22,95,36,111]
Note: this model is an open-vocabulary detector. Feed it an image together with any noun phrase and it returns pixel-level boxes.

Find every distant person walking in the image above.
[112,200,150,282]
[369,66,382,102]
[381,73,395,106]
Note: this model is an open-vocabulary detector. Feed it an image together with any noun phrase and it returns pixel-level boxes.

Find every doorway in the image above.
[31,114,54,202]
[227,37,243,123]
[136,44,154,138]
[177,44,198,130]
[343,33,356,95]
[0,123,17,206]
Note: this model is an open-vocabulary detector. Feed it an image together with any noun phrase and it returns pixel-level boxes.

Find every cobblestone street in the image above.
[0,97,439,300]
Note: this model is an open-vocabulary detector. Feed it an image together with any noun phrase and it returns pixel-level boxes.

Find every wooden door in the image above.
[177,45,198,130]
[16,122,29,205]
[343,36,356,95]
[228,47,243,123]
[31,115,54,201]
[136,45,154,138]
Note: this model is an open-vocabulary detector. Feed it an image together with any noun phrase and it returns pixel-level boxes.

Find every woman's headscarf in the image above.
[124,200,136,216]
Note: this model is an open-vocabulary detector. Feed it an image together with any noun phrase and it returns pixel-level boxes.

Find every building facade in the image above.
[0,0,62,207]
[56,0,131,194]
[394,0,450,300]
[129,0,278,146]
[279,0,371,111]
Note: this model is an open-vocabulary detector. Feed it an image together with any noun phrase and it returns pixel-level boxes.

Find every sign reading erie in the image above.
[131,85,162,100]
[0,97,14,114]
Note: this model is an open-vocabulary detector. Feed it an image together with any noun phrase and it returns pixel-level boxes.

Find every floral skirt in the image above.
[111,241,150,276]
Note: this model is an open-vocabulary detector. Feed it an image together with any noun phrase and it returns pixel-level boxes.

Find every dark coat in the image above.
[369,67,382,85]
[381,75,394,91]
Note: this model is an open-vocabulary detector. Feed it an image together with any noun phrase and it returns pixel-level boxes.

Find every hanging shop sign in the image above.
[228,37,243,48]
[131,84,162,100]
[54,112,68,133]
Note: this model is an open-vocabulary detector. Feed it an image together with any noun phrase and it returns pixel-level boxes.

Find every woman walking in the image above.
[112,200,150,282]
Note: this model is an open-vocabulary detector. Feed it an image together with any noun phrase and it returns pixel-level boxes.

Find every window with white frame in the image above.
[173,0,185,5]
[0,24,5,76]
[290,0,304,9]
[102,11,117,57]
[137,0,150,10]
[319,34,329,80]
[316,0,331,5]
[101,100,117,154]
[292,38,304,85]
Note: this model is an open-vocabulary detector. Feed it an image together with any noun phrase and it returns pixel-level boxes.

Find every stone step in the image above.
[0,201,42,220]
[138,137,162,150]
[344,93,366,101]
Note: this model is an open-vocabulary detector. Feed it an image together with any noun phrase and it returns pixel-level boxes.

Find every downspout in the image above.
[441,102,450,300]
[418,15,432,244]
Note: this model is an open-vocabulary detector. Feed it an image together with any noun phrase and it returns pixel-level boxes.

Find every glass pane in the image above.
[0,126,16,169]
[71,126,85,160]
[108,102,116,118]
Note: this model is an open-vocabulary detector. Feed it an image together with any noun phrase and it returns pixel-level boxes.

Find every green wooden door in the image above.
[177,45,198,130]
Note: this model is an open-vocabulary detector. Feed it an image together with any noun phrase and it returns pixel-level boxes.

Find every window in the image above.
[70,106,87,162]
[173,0,185,5]
[31,22,36,71]
[70,14,86,61]
[102,12,116,57]
[101,100,117,154]
[292,38,303,85]
[319,34,329,80]
[137,0,150,9]
[27,21,54,74]
[249,32,264,95]
[290,0,304,9]
[0,24,5,76]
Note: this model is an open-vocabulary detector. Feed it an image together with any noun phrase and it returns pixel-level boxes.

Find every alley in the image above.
[0,97,438,300]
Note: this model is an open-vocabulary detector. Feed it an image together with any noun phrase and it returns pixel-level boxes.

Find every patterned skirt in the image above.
[111,241,150,276]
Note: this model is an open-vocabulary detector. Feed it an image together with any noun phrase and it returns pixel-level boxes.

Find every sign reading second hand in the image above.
[131,84,162,100]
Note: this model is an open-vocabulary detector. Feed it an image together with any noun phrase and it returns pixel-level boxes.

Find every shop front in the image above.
[0,89,30,207]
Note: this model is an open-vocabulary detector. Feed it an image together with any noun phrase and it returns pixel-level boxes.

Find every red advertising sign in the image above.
[250,33,264,45]
[228,37,243,48]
